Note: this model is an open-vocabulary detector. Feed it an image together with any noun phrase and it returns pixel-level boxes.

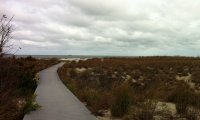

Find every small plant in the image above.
[185,107,200,120]
[23,94,41,114]
[111,82,132,117]
[91,92,112,115]
[62,79,77,92]
[192,71,200,84]
[132,100,157,120]
[78,88,100,106]
[69,68,77,78]
[18,71,37,96]
[167,83,200,114]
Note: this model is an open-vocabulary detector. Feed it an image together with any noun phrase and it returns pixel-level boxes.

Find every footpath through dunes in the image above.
[23,62,96,120]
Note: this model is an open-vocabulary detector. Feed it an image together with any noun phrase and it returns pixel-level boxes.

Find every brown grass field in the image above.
[58,57,200,120]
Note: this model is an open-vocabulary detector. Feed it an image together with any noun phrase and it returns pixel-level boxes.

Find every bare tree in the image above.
[0,14,14,57]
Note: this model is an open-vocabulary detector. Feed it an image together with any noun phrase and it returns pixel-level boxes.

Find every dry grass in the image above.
[111,82,132,117]
[0,56,58,120]
[58,57,200,119]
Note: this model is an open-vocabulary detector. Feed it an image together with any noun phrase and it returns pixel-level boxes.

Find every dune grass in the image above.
[58,57,200,119]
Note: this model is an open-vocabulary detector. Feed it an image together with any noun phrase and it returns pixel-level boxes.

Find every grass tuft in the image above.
[111,82,132,117]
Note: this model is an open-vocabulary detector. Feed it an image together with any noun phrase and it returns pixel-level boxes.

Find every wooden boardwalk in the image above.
[23,62,96,120]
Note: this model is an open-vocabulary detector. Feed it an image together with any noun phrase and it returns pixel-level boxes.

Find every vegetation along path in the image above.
[23,62,96,120]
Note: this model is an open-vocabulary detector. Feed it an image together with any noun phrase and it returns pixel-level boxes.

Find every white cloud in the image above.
[1,0,200,56]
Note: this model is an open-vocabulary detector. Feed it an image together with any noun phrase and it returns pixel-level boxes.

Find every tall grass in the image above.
[130,100,157,120]
[167,83,200,114]
[111,82,132,117]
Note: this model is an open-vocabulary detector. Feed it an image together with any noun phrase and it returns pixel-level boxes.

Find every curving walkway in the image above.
[23,62,96,120]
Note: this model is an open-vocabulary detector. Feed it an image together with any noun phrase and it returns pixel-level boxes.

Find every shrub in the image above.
[167,83,199,114]
[85,92,112,116]
[78,88,100,106]
[49,57,58,63]
[111,82,132,117]
[97,92,111,110]
[176,102,187,115]
[24,56,36,61]
[23,94,41,114]
[0,57,57,120]
[57,57,200,119]
[69,68,77,78]
[62,79,77,92]
[18,71,37,96]
[192,71,200,83]
[131,100,157,120]
[185,107,200,120]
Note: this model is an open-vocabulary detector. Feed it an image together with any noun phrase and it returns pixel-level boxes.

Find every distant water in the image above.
[15,55,125,59]
[15,55,140,59]
[13,55,196,59]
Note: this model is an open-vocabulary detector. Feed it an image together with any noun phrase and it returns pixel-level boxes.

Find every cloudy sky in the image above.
[1,0,200,56]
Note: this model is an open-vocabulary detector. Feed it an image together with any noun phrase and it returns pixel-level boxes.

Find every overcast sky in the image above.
[1,0,200,56]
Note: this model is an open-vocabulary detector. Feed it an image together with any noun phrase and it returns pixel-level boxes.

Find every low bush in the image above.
[185,107,200,120]
[61,78,77,92]
[23,94,41,114]
[91,92,111,115]
[18,71,37,96]
[76,88,103,115]
[131,100,157,120]
[0,57,58,120]
[80,88,100,106]
[167,83,200,114]
[192,71,200,83]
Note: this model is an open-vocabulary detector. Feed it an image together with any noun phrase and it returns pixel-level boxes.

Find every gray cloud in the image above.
[1,0,200,56]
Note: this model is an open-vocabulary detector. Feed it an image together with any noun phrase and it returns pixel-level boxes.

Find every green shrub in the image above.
[111,82,132,117]
[23,94,41,114]
[18,71,37,96]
